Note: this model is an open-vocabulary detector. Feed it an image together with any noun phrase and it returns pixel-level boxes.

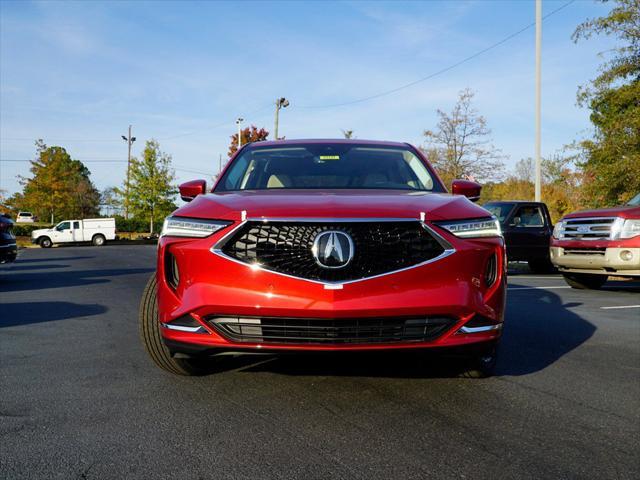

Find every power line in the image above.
[0,159,211,176]
[295,0,576,109]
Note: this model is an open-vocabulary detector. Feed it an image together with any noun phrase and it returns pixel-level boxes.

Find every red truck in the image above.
[550,193,640,289]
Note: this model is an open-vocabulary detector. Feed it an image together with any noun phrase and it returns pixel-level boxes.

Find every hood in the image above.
[173,190,490,222]
[31,228,53,237]
[563,205,640,220]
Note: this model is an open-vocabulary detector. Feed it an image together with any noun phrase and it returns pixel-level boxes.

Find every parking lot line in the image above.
[507,286,571,290]
[600,305,640,310]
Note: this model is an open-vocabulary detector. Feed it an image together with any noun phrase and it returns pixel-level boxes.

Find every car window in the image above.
[73,221,80,229]
[56,222,71,231]
[217,144,443,192]
[483,203,514,223]
[514,206,544,227]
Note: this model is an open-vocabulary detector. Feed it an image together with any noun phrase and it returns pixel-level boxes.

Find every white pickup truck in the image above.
[31,218,116,248]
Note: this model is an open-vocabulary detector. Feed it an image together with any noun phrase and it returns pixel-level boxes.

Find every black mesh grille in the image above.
[208,316,455,344]
[219,221,446,282]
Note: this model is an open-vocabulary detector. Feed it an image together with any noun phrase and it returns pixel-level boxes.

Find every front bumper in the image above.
[0,243,17,263]
[550,238,640,277]
[156,225,506,352]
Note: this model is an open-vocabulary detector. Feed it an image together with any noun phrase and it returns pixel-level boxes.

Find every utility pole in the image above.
[121,126,136,219]
[236,117,244,148]
[535,0,542,202]
[274,97,289,140]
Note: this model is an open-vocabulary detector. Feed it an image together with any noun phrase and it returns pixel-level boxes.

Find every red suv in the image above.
[140,140,506,377]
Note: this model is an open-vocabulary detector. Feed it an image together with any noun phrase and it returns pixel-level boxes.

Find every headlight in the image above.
[552,221,564,239]
[435,216,501,238]
[611,218,640,240]
[160,216,231,238]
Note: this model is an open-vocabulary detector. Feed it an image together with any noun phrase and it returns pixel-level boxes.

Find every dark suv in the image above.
[484,201,554,273]
[0,214,18,264]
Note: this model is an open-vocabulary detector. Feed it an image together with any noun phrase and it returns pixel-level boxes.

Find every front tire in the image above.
[139,274,212,376]
[39,237,52,248]
[459,343,498,378]
[92,234,106,246]
[562,273,607,290]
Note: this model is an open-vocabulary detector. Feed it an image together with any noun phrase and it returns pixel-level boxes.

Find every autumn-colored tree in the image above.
[228,125,269,157]
[8,140,100,223]
[572,0,640,206]
[422,89,504,187]
[120,140,177,233]
[481,154,585,222]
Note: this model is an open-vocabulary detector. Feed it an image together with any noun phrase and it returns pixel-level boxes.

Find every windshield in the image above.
[483,203,515,223]
[627,193,640,206]
[215,143,443,192]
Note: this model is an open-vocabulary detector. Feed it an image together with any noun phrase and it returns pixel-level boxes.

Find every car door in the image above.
[506,205,548,260]
[52,221,73,243]
[72,221,81,242]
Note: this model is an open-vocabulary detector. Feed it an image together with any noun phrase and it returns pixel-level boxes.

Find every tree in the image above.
[9,140,100,222]
[480,153,585,222]
[125,140,177,233]
[572,0,640,206]
[101,187,123,216]
[228,125,269,157]
[422,89,504,187]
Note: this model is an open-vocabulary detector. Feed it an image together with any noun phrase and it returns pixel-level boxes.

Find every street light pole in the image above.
[236,117,244,148]
[274,97,289,140]
[121,125,136,220]
[535,0,542,202]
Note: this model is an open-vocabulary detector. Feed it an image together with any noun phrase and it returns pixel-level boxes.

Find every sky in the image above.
[0,0,614,197]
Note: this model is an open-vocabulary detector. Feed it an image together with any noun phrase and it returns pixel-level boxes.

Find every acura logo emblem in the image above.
[312,231,354,269]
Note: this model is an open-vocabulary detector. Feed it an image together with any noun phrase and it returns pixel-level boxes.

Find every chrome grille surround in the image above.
[211,218,455,286]
[556,217,617,241]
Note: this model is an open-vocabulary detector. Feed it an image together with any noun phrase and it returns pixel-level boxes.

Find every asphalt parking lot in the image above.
[1,245,638,479]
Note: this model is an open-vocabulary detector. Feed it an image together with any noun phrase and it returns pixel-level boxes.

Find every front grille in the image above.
[208,316,455,344]
[218,221,447,282]
[559,217,616,240]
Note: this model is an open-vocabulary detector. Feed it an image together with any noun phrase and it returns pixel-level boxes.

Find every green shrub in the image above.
[114,215,149,233]
[12,224,53,237]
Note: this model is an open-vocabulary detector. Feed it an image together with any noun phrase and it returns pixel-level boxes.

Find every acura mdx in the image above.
[140,140,506,377]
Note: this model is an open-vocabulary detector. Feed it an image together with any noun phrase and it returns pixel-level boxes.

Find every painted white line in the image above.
[600,305,640,310]
[508,286,571,291]
[508,276,561,279]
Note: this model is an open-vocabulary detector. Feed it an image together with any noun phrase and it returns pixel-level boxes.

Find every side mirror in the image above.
[510,217,522,227]
[451,180,481,202]
[179,179,207,202]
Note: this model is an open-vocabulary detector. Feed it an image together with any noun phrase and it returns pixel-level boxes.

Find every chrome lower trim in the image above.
[161,323,208,333]
[210,217,456,286]
[458,324,503,334]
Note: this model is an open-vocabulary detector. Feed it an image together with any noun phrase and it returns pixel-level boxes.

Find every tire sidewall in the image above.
[93,235,105,246]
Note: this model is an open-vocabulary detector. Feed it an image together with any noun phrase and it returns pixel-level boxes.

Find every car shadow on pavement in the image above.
[1,302,108,328]
[0,267,154,293]
[3,264,70,271]
[203,283,597,379]
[8,256,93,263]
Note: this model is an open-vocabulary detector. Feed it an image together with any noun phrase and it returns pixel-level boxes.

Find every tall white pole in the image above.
[237,119,243,148]
[535,0,542,202]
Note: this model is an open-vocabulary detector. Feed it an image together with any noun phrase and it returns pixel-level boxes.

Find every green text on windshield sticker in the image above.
[319,155,340,160]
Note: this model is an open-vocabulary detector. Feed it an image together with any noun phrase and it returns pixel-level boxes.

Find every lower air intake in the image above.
[207,316,455,345]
